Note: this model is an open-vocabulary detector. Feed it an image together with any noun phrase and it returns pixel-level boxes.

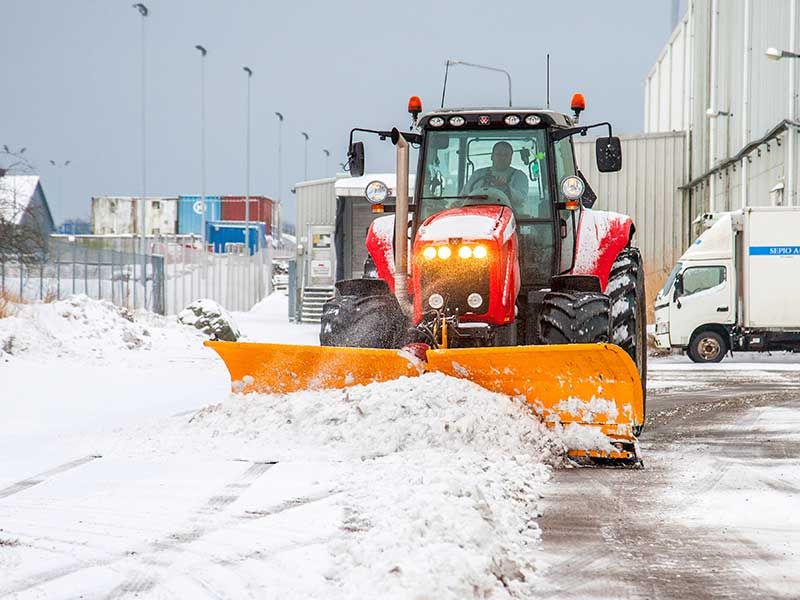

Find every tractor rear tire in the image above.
[539,291,611,344]
[320,283,408,349]
[607,248,647,435]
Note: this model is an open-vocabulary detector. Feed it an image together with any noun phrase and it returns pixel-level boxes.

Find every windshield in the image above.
[660,262,682,298]
[418,129,550,222]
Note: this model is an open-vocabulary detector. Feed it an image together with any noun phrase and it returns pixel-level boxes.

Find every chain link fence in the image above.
[0,235,271,315]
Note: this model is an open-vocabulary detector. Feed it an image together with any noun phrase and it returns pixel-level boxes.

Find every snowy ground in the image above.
[0,294,563,598]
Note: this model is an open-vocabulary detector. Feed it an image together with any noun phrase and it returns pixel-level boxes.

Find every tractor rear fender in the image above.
[570,208,635,291]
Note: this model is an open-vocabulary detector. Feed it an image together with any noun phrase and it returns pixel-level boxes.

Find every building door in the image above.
[307,225,335,287]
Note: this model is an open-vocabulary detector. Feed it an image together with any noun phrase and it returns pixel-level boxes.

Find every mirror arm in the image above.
[552,121,614,141]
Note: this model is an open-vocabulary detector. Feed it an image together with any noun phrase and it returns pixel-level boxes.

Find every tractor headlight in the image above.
[458,245,472,259]
[467,293,483,309]
[429,116,445,127]
[437,245,452,259]
[422,246,437,260]
[473,245,488,259]
[560,175,585,201]
[365,180,389,204]
[429,293,444,309]
[504,115,520,126]
[524,115,541,126]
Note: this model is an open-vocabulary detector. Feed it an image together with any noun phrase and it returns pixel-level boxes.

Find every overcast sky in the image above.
[1,0,684,225]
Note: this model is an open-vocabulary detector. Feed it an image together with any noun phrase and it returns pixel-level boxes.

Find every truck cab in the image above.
[654,213,737,361]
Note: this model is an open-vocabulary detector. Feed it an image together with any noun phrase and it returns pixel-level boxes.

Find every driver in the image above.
[461,141,529,206]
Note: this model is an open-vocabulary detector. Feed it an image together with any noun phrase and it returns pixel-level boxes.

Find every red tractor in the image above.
[322,98,645,414]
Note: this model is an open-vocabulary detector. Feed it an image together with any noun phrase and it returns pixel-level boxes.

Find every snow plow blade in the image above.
[204,341,423,394]
[425,343,644,462]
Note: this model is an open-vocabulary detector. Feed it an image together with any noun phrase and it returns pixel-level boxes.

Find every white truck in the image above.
[654,206,800,362]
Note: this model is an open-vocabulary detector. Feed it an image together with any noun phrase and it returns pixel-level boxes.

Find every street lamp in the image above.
[322,149,330,177]
[301,132,310,180]
[48,159,71,233]
[243,66,253,253]
[766,47,800,60]
[195,44,207,246]
[132,2,148,310]
[275,112,284,208]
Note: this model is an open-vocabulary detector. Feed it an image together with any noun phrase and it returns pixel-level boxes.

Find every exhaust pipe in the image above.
[394,132,411,313]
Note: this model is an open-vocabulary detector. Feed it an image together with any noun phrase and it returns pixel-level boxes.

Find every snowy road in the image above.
[534,360,800,599]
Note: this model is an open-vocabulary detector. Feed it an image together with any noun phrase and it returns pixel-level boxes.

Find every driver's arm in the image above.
[508,169,529,205]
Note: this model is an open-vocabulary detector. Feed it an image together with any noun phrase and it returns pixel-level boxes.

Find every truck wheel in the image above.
[607,248,647,435]
[539,291,611,344]
[688,330,727,363]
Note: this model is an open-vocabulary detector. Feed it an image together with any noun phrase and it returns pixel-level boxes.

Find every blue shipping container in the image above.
[205,220,266,255]
[178,195,221,235]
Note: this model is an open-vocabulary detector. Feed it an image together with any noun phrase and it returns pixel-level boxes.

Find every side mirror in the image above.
[672,273,683,301]
[348,141,365,177]
[596,136,622,173]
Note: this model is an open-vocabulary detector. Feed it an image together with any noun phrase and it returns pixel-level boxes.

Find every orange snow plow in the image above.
[205,340,643,462]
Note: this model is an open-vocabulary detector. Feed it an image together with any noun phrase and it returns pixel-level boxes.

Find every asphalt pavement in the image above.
[533,356,800,599]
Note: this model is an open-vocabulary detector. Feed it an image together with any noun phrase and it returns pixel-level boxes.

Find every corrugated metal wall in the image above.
[295,177,337,245]
[645,0,799,215]
[575,132,688,293]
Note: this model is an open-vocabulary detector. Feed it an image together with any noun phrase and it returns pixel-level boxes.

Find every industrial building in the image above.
[91,196,179,236]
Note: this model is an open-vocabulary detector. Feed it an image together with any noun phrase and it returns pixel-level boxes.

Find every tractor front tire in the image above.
[539,291,611,344]
[607,248,648,435]
[320,281,408,348]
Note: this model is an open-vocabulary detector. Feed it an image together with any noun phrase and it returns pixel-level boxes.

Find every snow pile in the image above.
[187,373,565,597]
[0,294,197,362]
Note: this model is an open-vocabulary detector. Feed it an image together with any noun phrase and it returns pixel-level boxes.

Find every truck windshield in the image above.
[660,262,682,297]
[418,129,550,222]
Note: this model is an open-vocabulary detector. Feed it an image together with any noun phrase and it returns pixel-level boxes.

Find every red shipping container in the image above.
[221,196,274,235]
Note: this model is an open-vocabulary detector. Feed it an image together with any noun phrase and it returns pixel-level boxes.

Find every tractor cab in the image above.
[413,108,585,289]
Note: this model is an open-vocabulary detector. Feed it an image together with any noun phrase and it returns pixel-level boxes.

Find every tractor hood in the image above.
[417,205,514,244]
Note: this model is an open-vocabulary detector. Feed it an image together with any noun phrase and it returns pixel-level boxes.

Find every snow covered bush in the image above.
[178,299,240,341]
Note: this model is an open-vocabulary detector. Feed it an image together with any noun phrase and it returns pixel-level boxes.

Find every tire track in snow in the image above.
[105,461,276,599]
[0,455,101,500]
[0,461,275,598]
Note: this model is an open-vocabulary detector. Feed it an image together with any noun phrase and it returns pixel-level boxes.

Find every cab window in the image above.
[681,266,726,296]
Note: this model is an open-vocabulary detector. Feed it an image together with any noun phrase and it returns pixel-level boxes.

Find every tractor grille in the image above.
[420,260,491,315]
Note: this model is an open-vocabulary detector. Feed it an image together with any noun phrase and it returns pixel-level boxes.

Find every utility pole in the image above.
[243,66,253,253]
[195,45,208,245]
[132,2,149,309]
[301,131,310,180]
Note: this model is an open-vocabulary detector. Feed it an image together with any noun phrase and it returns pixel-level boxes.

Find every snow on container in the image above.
[205,220,266,255]
[178,195,221,235]
[221,196,274,234]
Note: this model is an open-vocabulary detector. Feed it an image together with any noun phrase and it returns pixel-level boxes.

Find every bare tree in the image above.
[0,147,48,263]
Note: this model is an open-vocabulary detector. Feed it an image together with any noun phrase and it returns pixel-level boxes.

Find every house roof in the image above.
[0,175,40,225]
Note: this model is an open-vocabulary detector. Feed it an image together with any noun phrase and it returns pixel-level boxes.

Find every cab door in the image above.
[670,263,734,346]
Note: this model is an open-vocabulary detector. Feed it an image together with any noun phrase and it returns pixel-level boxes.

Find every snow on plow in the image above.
[206,340,644,463]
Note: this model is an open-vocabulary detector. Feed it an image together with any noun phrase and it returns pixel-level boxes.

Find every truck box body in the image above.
[178,195,221,235]
[205,220,265,255]
[743,208,800,328]
[221,196,274,235]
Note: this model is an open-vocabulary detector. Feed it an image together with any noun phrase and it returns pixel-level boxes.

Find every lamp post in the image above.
[195,45,207,246]
[275,112,284,206]
[243,66,253,252]
[301,131,310,180]
[132,3,148,310]
[48,159,71,233]
[322,149,330,177]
